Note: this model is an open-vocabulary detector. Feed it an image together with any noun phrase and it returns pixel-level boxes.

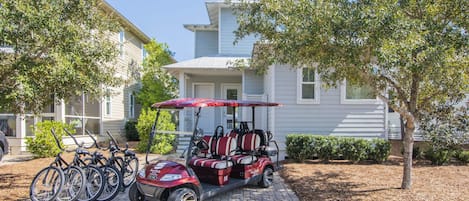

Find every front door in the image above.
[221,84,242,130]
[193,83,215,134]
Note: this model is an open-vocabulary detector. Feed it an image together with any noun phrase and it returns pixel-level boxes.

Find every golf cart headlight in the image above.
[159,174,182,181]
[138,169,146,178]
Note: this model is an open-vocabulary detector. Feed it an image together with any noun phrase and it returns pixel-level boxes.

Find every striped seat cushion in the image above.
[200,135,215,154]
[231,154,257,165]
[240,133,261,151]
[189,158,233,169]
[215,136,237,156]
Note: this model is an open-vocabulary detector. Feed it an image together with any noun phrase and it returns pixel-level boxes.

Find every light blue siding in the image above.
[219,8,256,56]
[271,65,386,152]
[244,70,264,94]
[195,30,218,58]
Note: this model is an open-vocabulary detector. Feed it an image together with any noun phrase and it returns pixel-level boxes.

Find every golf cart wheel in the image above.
[167,187,197,201]
[129,182,145,201]
[258,166,274,188]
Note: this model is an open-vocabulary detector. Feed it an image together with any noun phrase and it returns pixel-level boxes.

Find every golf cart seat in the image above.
[189,136,237,185]
[230,132,261,165]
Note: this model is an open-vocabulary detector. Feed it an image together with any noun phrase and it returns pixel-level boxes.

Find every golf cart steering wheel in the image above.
[214,125,224,138]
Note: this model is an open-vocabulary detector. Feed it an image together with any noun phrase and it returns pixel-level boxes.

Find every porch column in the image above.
[16,114,26,152]
[55,99,66,122]
[178,71,185,132]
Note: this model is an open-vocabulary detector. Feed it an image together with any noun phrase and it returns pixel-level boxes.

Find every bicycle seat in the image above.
[76,148,89,155]
[124,149,135,157]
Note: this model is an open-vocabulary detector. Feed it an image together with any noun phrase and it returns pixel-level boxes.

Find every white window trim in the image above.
[128,93,135,118]
[296,68,320,104]
[141,43,146,62]
[340,80,380,104]
[105,92,112,117]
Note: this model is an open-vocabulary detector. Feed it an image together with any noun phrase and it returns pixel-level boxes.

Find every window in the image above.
[119,31,125,59]
[341,80,378,104]
[297,68,320,104]
[141,43,147,62]
[129,93,135,118]
[105,90,112,116]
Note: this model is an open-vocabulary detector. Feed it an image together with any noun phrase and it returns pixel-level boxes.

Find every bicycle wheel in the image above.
[122,156,139,188]
[77,165,105,201]
[30,166,64,201]
[57,166,86,201]
[97,165,122,201]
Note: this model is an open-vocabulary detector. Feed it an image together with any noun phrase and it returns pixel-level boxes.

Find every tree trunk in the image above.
[401,120,415,189]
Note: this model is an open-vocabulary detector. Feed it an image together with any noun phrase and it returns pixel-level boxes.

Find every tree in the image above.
[0,0,120,114]
[233,0,468,189]
[136,39,176,108]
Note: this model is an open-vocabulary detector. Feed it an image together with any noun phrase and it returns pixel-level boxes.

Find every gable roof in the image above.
[100,1,151,43]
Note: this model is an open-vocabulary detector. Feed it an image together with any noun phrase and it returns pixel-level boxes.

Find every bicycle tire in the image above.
[97,165,122,201]
[57,166,86,201]
[30,166,65,201]
[77,165,105,201]
[122,156,139,188]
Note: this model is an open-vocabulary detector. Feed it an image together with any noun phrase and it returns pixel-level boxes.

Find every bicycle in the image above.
[64,129,105,201]
[104,130,139,188]
[30,129,86,201]
[84,131,123,201]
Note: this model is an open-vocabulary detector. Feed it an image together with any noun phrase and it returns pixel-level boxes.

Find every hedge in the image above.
[286,135,391,163]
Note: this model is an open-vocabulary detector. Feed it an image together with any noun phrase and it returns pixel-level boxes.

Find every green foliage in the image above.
[455,150,469,164]
[286,135,390,163]
[424,147,453,166]
[368,139,391,163]
[125,120,139,141]
[420,106,469,150]
[0,0,120,114]
[286,135,314,162]
[25,121,75,158]
[340,138,370,163]
[315,136,340,162]
[136,108,176,154]
[136,40,177,108]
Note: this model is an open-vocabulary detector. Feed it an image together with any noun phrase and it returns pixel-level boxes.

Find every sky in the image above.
[106,0,209,62]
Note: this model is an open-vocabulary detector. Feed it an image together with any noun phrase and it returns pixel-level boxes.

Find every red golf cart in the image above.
[129,98,281,201]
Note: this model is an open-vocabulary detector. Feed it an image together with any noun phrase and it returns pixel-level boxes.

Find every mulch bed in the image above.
[280,156,469,201]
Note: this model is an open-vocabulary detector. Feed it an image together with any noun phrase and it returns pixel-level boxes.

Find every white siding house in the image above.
[164,1,405,159]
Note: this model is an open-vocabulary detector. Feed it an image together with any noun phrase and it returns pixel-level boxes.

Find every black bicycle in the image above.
[64,129,105,201]
[105,131,139,188]
[84,131,123,201]
[30,129,86,201]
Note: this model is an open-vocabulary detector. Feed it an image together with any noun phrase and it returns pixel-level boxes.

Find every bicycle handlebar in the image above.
[64,128,81,147]
[50,128,64,151]
[105,131,121,150]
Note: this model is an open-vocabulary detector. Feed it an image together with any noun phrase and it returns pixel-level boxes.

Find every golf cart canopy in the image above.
[152,98,280,109]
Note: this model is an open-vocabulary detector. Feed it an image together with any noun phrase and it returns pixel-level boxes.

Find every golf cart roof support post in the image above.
[251,106,255,130]
[186,107,202,166]
[232,106,236,130]
[146,109,161,164]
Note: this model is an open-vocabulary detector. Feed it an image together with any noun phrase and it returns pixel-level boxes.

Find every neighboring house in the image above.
[163,0,400,159]
[0,1,150,154]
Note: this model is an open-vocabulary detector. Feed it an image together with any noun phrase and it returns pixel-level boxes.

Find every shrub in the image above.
[368,139,391,163]
[424,147,453,165]
[136,108,176,154]
[286,135,314,162]
[316,136,340,162]
[455,150,469,163]
[26,121,75,158]
[341,138,370,163]
[125,120,139,141]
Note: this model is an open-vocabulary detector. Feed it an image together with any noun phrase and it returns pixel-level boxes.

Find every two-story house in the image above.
[0,1,150,154]
[163,0,398,159]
